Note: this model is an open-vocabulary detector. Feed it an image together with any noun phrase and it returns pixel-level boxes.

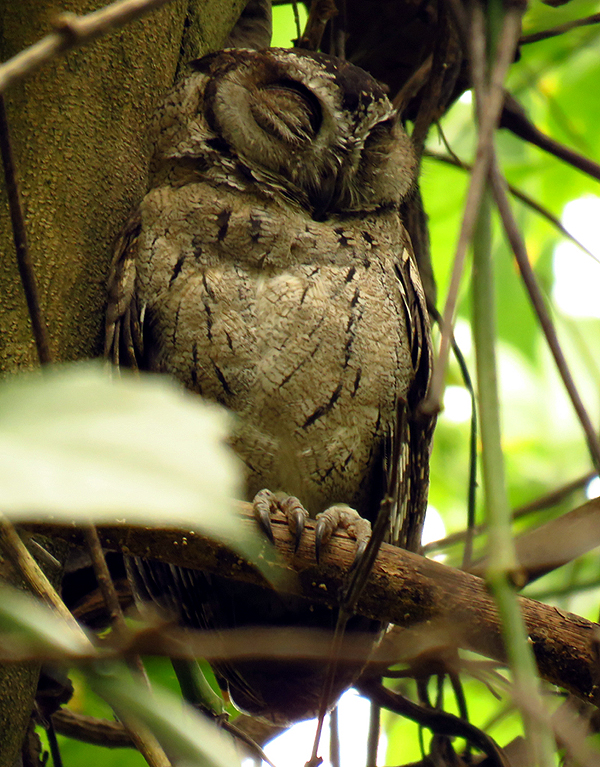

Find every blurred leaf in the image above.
[470,496,600,582]
[0,363,245,548]
[0,586,91,658]
[87,663,240,767]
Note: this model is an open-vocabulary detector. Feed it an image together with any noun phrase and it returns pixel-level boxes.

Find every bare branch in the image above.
[501,94,600,183]
[425,150,600,265]
[489,163,600,471]
[424,4,524,414]
[520,12,600,44]
[82,524,150,684]
[356,678,508,767]
[23,509,600,707]
[52,709,133,749]
[424,470,595,553]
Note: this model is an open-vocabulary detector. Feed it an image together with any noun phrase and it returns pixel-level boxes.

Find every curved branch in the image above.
[356,678,508,767]
[520,13,600,45]
[501,93,600,183]
[26,506,600,707]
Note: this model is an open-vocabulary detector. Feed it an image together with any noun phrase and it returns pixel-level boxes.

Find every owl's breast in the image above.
[136,183,415,516]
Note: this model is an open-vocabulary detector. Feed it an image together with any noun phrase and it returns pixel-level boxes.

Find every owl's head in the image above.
[151,48,417,218]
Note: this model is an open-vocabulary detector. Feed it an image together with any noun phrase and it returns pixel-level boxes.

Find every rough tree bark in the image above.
[0,2,244,764]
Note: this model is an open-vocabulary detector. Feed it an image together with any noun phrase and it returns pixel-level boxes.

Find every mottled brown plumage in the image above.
[106,47,434,725]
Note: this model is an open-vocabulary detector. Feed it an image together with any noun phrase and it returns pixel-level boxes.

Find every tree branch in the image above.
[25,506,600,707]
[500,93,600,183]
[520,13,600,45]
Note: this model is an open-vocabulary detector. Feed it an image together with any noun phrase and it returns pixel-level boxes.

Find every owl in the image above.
[105,47,434,725]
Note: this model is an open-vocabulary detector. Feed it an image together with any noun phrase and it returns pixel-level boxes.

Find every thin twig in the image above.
[393,55,433,113]
[529,576,600,601]
[82,525,127,631]
[423,5,523,413]
[0,0,176,93]
[222,721,278,767]
[501,93,600,183]
[356,678,508,767]
[0,95,51,364]
[468,5,555,762]
[424,470,595,554]
[442,0,470,52]
[0,512,90,642]
[46,720,64,767]
[295,0,338,51]
[512,471,596,516]
[425,149,600,264]
[520,12,600,45]
[489,164,600,471]
[428,304,478,568]
[82,523,150,685]
[434,121,463,166]
[120,718,171,767]
[52,709,133,749]
[291,0,302,41]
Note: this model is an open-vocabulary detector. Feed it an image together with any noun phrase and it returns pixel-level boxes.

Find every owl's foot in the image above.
[315,505,372,564]
[253,489,309,553]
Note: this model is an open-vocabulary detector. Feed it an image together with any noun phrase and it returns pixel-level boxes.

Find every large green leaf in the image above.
[0,364,243,546]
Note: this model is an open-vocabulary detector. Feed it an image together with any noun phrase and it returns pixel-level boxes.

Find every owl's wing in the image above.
[389,240,436,553]
[104,211,144,368]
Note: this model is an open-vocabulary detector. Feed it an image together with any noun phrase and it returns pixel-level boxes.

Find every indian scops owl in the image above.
[105,47,434,725]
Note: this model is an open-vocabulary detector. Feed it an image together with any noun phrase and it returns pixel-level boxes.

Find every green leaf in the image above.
[0,363,243,546]
[87,663,240,767]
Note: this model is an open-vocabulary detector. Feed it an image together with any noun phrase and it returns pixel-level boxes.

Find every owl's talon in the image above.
[314,505,371,564]
[293,510,306,552]
[314,517,329,563]
[256,510,275,543]
[253,491,310,550]
[350,538,368,571]
[280,496,309,552]
[253,489,278,544]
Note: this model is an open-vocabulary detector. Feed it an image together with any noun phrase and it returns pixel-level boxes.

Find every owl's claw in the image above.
[314,516,328,563]
[252,490,309,551]
[252,489,277,544]
[350,538,368,571]
[280,496,308,552]
[253,494,371,563]
[314,505,372,564]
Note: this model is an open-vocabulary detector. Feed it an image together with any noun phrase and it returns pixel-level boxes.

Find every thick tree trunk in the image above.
[0,2,244,763]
